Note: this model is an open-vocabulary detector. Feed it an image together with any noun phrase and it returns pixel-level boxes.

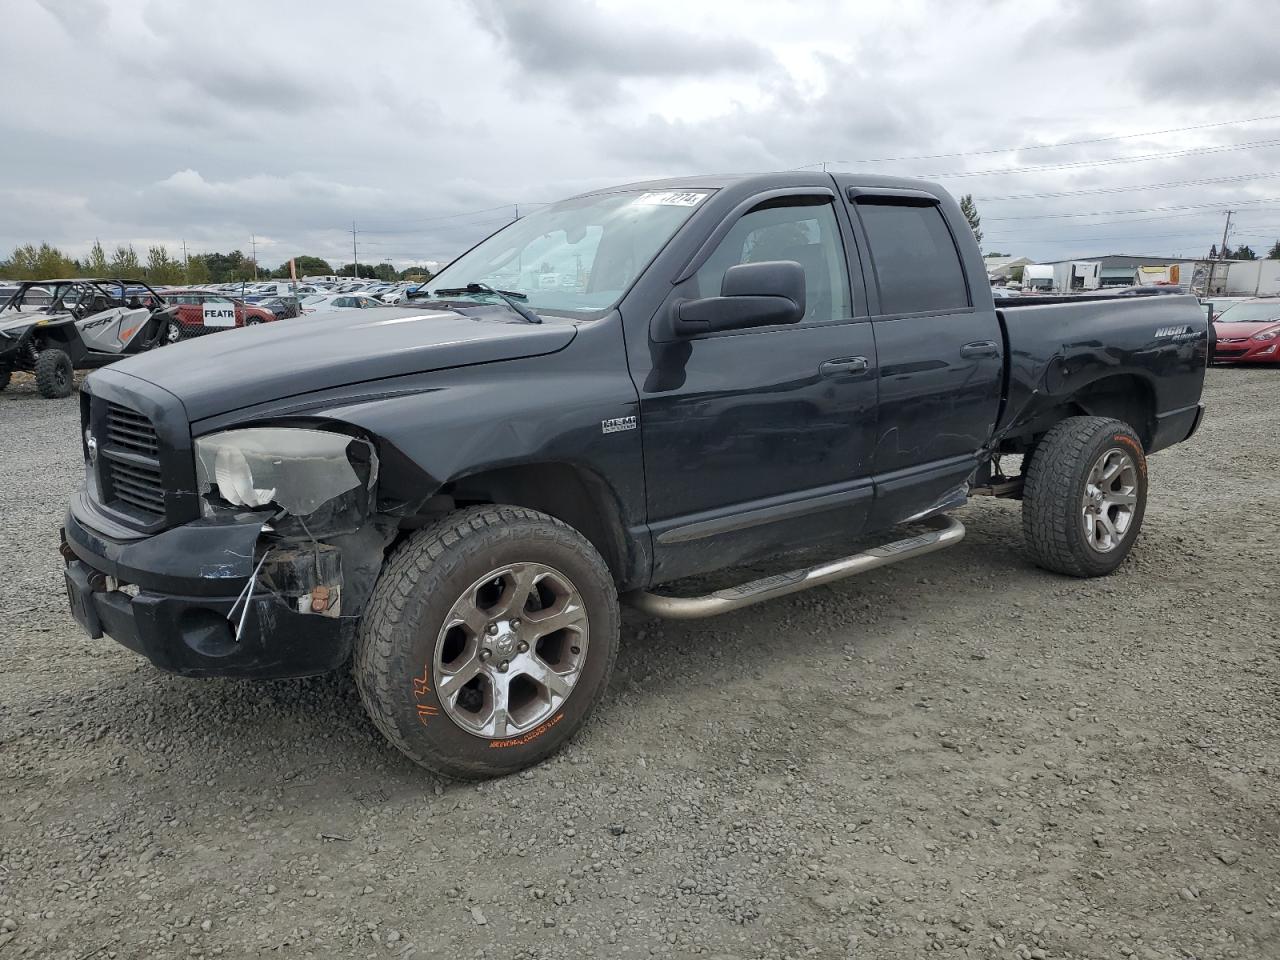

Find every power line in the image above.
[795,112,1280,166]
[985,198,1280,222]
[977,171,1280,202]
[923,137,1280,180]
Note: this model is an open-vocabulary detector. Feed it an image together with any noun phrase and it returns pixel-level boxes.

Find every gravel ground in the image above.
[1,368,1277,960]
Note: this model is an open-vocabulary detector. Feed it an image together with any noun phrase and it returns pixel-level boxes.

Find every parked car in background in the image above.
[300,293,386,314]
[250,281,323,298]
[164,289,276,343]
[1212,298,1280,363]
[243,295,301,320]
[1200,296,1252,321]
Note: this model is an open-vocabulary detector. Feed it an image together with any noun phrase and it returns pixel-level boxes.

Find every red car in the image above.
[164,289,277,343]
[1212,298,1280,363]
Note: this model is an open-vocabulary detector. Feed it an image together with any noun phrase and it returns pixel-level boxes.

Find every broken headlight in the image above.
[194,427,377,515]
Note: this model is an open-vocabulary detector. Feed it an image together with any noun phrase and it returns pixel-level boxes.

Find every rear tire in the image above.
[34,349,74,399]
[1022,416,1148,577]
[0,367,10,392]
[354,505,619,780]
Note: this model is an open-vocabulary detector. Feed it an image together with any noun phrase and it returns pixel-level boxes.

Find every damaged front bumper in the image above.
[61,495,356,679]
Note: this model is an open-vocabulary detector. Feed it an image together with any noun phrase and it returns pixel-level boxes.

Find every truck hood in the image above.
[106,305,578,421]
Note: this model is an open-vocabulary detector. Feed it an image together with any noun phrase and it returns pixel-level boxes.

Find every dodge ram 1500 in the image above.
[61,173,1207,778]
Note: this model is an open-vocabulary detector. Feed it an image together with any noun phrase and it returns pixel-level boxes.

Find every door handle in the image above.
[960,340,1000,359]
[820,356,869,376]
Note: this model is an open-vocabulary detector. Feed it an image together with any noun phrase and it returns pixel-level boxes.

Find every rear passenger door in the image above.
[842,187,1004,527]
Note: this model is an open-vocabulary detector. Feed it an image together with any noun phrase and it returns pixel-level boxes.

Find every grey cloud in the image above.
[468,0,775,89]
[33,0,109,40]
[2,0,1278,268]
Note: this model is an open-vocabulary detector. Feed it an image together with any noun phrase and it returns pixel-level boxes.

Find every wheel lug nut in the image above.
[479,648,491,661]
[498,660,509,673]
[511,618,521,629]
[517,641,529,653]
[486,623,499,636]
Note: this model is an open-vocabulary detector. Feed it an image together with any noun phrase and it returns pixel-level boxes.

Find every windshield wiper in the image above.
[411,282,541,324]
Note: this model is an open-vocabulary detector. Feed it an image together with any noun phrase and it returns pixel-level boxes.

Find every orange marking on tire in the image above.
[411,666,431,698]
[489,712,563,749]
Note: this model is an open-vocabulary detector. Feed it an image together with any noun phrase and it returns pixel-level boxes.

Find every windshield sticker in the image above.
[632,191,707,207]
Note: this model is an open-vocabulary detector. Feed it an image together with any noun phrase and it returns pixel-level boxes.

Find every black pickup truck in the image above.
[61,173,1208,778]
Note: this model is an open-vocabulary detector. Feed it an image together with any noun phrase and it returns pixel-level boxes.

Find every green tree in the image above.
[185,255,210,285]
[1230,244,1258,261]
[340,262,377,279]
[145,245,184,284]
[108,244,142,275]
[959,194,983,246]
[2,243,79,280]
[373,262,398,282]
[399,265,435,281]
[292,255,334,276]
[85,239,109,275]
[1266,240,1280,260]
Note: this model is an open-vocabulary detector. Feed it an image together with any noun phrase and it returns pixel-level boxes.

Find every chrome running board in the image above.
[625,514,965,620]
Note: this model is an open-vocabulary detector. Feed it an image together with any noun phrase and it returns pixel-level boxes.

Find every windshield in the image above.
[1217,302,1280,324]
[425,188,713,316]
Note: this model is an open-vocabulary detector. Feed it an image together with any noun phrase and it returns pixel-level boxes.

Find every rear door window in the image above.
[855,200,970,315]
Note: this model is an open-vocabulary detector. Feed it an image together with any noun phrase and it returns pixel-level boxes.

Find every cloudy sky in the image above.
[3,0,1279,269]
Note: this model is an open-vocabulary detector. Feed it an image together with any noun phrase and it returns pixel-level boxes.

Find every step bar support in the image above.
[624,514,965,620]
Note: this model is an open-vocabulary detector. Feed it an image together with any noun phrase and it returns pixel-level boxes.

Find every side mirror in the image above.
[673,260,806,336]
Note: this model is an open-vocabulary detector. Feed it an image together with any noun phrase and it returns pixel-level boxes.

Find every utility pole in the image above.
[1207,210,1233,295]
[351,221,359,278]
[182,239,188,283]
[250,235,259,280]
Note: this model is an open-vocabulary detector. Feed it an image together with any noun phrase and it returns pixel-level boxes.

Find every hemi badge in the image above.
[601,416,637,434]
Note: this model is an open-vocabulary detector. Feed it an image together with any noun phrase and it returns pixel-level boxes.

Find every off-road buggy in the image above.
[0,278,176,398]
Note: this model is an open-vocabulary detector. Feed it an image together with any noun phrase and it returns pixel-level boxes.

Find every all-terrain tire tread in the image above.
[353,505,618,780]
[1022,415,1143,578]
[34,349,72,399]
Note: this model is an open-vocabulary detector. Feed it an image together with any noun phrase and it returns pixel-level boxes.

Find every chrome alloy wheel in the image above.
[432,562,589,738]
[1081,447,1139,553]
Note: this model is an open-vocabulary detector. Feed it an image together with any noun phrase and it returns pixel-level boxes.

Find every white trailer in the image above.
[1052,261,1101,291]
[1022,264,1054,292]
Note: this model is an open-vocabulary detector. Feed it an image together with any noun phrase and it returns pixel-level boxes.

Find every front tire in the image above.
[34,349,73,399]
[1022,416,1148,577]
[355,505,619,780]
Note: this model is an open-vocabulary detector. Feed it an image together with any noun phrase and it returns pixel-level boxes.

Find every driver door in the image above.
[636,194,880,584]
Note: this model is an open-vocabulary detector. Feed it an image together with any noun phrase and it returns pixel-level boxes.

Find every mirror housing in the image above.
[673,260,806,336]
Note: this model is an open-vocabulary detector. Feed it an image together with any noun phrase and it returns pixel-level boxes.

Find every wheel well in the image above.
[1000,374,1156,455]
[419,463,630,581]
[1067,375,1156,449]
